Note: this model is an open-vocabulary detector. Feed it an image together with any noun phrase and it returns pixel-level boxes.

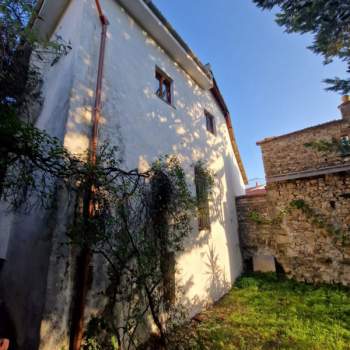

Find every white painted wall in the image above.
[45,0,246,318]
[96,0,245,314]
[0,1,91,349]
[1,0,245,348]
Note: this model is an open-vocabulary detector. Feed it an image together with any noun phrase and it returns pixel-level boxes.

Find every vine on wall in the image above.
[304,137,350,156]
[290,199,349,243]
[248,209,285,226]
[0,3,217,348]
[248,199,349,245]
[2,136,214,349]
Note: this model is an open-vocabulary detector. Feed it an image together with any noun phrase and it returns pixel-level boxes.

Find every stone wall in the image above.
[258,119,350,180]
[236,194,277,260]
[237,172,350,285]
[238,111,350,285]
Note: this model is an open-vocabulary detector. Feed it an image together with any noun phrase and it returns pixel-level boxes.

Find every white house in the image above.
[0,1,247,349]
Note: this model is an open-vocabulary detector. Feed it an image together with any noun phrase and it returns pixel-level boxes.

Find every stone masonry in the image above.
[259,120,350,181]
[237,98,350,285]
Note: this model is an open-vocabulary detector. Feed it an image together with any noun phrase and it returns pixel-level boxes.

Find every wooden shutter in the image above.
[194,166,210,230]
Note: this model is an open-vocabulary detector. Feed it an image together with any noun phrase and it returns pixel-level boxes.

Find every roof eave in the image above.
[31,0,71,40]
[117,0,213,89]
[32,0,213,90]
[211,78,248,185]
[31,0,247,184]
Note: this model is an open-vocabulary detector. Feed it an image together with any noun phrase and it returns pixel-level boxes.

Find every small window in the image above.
[155,68,172,104]
[340,135,350,145]
[194,165,211,231]
[340,135,350,156]
[205,111,216,135]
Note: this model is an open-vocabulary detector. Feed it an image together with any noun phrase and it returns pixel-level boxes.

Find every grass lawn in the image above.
[182,273,350,350]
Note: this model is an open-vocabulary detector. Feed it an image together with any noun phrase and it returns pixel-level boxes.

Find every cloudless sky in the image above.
[153,0,346,185]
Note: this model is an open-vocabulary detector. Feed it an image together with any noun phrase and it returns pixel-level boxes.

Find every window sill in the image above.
[155,93,176,110]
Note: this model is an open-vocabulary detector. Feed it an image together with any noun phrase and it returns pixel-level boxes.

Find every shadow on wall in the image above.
[0,1,245,348]
[204,244,231,301]
[177,243,232,318]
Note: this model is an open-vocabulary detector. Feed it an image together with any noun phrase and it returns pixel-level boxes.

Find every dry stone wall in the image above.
[237,173,350,285]
[258,120,350,179]
[238,116,350,285]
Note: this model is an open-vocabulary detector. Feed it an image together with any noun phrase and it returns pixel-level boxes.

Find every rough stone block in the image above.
[253,255,276,273]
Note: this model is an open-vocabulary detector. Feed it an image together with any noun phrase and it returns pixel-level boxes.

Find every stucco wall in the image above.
[0,1,87,350]
[94,0,245,315]
[0,0,245,349]
[46,0,245,323]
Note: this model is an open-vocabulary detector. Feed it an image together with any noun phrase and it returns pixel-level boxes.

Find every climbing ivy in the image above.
[304,138,350,156]
[248,200,349,245]
[290,199,349,243]
[0,2,214,349]
[248,209,286,226]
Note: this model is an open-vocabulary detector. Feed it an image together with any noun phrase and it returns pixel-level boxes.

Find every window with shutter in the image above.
[194,165,211,231]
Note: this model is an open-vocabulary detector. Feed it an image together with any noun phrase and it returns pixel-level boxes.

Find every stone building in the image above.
[0,1,247,349]
[237,97,350,285]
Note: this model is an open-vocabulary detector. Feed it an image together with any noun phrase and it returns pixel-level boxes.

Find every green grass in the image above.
[185,273,350,350]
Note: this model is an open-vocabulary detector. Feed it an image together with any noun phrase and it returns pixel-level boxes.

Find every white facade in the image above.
[88,0,245,311]
[0,1,246,349]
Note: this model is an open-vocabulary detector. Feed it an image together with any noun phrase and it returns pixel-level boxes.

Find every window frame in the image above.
[194,165,211,231]
[155,67,173,105]
[205,110,216,135]
[340,135,350,156]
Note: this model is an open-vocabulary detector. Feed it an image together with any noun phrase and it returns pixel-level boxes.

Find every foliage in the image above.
[249,198,349,244]
[0,0,38,106]
[248,209,285,225]
[175,273,350,349]
[0,2,210,349]
[304,138,350,156]
[0,0,71,107]
[69,154,198,349]
[1,126,203,348]
[0,109,83,208]
[1,121,202,348]
[194,160,214,205]
[252,0,350,94]
[290,199,349,243]
[83,317,119,350]
[0,0,71,198]
[248,210,271,224]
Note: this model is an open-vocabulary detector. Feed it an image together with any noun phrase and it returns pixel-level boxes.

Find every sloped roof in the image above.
[245,185,266,196]
[31,0,248,184]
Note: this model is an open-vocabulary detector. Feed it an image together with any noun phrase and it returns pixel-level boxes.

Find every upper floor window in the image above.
[205,111,216,135]
[155,67,172,105]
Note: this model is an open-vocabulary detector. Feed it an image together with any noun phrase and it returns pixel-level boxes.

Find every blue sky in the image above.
[153,0,346,185]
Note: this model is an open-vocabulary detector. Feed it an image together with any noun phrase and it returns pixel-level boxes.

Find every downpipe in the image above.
[69,1,109,350]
